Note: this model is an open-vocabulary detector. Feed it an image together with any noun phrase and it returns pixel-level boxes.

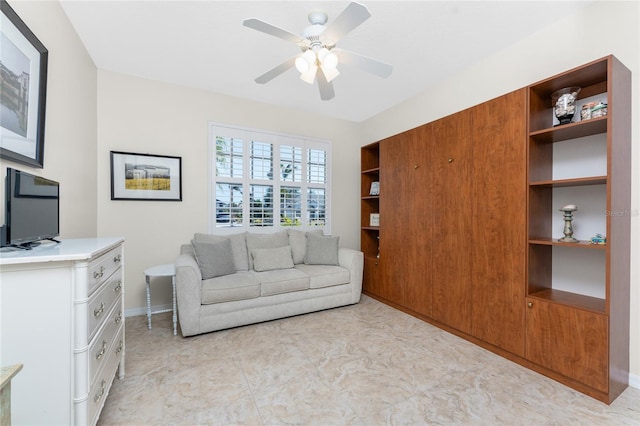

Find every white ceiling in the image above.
[60,1,593,122]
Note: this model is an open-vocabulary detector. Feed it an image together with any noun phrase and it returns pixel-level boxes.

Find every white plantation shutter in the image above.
[210,123,330,234]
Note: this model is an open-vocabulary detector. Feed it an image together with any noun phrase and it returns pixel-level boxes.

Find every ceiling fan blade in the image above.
[243,18,303,44]
[255,57,296,84]
[322,2,371,43]
[317,68,335,101]
[337,49,393,78]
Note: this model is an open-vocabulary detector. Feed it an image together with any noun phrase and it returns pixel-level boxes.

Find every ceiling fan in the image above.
[243,2,392,101]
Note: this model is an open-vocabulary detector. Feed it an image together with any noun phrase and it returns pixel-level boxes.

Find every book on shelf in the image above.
[369,181,380,196]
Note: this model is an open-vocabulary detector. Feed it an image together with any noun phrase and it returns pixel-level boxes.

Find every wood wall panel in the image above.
[429,111,473,334]
[471,89,527,356]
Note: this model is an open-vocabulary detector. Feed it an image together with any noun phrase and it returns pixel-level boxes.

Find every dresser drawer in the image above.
[88,327,124,426]
[88,245,123,295]
[87,270,123,340]
[88,303,123,385]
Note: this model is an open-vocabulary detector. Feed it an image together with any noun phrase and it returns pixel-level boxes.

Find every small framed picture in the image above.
[369,213,380,227]
[110,151,182,201]
[369,181,380,196]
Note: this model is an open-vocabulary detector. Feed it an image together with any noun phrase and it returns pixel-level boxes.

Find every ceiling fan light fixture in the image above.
[319,49,339,70]
[321,65,340,82]
[300,64,318,84]
[295,49,316,73]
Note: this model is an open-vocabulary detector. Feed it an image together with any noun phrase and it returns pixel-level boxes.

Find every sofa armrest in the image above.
[175,252,202,336]
[338,247,364,303]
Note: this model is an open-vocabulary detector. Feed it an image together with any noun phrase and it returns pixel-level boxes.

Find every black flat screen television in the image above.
[2,167,60,249]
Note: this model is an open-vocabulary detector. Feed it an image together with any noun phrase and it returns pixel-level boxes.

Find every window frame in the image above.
[209,123,331,235]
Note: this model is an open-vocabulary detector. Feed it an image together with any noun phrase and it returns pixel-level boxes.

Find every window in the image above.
[210,124,330,233]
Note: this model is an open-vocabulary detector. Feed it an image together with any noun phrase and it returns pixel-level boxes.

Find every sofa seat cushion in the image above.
[254,269,310,296]
[294,264,350,289]
[201,271,260,305]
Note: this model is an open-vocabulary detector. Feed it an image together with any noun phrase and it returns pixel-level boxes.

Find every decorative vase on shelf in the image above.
[558,204,578,243]
[552,86,581,125]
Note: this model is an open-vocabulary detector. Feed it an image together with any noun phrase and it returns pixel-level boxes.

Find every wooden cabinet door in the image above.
[430,111,473,333]
[379,127,431,314]
[526,298,608,393]
[470,89,526,356]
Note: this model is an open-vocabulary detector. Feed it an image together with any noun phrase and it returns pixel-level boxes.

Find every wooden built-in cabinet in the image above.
[525,55,630,403]
[360,55,630,404]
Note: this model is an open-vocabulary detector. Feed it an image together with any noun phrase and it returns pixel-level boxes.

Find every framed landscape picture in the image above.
[110,151,182,201]
[0,0,48,168]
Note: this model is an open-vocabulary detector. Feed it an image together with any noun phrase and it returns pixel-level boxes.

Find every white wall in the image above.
[96,70,361,314]
[360,0,640,385]
[0,0,97,237]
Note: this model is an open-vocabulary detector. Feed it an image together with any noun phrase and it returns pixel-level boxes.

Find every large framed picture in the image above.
[0,0,48,168]
[110,151,182,201]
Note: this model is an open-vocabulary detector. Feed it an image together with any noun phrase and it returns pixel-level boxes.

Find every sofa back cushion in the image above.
[194,232,249,271]
[245,230,289,270]
[304,234,340,265]
[251,245,295,272]
[288,229,323,264]
[191,239,236,279]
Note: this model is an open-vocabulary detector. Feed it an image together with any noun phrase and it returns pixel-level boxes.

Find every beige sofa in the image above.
[175,229,363,337]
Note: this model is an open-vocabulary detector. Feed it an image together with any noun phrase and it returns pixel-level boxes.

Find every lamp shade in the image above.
[300,64,318,84]
[319,49,338,70]
[295,50,316,73]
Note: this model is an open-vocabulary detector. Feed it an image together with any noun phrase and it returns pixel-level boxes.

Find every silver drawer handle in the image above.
[93,266,105,279]
[114,281,122,293]
[115,311,122,324]
[115,340,124,355]
[113,254,122,263]
[94,302,105,318]
[96,341,107,360]
[93,380,106,403]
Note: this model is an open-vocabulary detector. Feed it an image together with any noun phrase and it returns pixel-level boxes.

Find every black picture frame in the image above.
[0,0,48,168]
[110,151,182,201]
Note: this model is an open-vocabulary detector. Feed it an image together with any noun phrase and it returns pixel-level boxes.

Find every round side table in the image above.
[143,263,177,336]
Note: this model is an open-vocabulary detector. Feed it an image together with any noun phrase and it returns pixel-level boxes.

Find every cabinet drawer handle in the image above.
[113,254,122,263]
[527,301,533,308]
[93,266,105,279]
[114,281,122,293]
[115,311,123,324]
[96,341,107,360]
[93,380,106,403]
[115,340,124,355]
[94,302,105,318]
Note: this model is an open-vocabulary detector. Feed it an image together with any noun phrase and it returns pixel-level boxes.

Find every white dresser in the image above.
[0,238,125,425]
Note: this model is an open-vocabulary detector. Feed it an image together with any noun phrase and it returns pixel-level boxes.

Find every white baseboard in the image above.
[125,303,172,318]
[629,372,640,390]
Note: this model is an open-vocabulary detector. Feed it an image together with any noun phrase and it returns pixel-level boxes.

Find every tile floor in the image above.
[98,295,640,425]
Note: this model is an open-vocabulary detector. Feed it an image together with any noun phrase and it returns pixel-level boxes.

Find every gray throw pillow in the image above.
[191,238,236,279]
[252,245,294,272]
[194,232,249,271]
[245,231,289,270]
[304,234,339,265]
[288,229,323,264]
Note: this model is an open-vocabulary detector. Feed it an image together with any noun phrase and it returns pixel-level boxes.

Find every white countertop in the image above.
[0,237,124,265]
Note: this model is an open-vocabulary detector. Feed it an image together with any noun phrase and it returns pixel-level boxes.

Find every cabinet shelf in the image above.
[530,117,607,143]
[529,238,606,249]
[528,288,605,314]
[529,176,607,187]
[362,226,380,231]
[362,167,380,175]
[361,195,380,200]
